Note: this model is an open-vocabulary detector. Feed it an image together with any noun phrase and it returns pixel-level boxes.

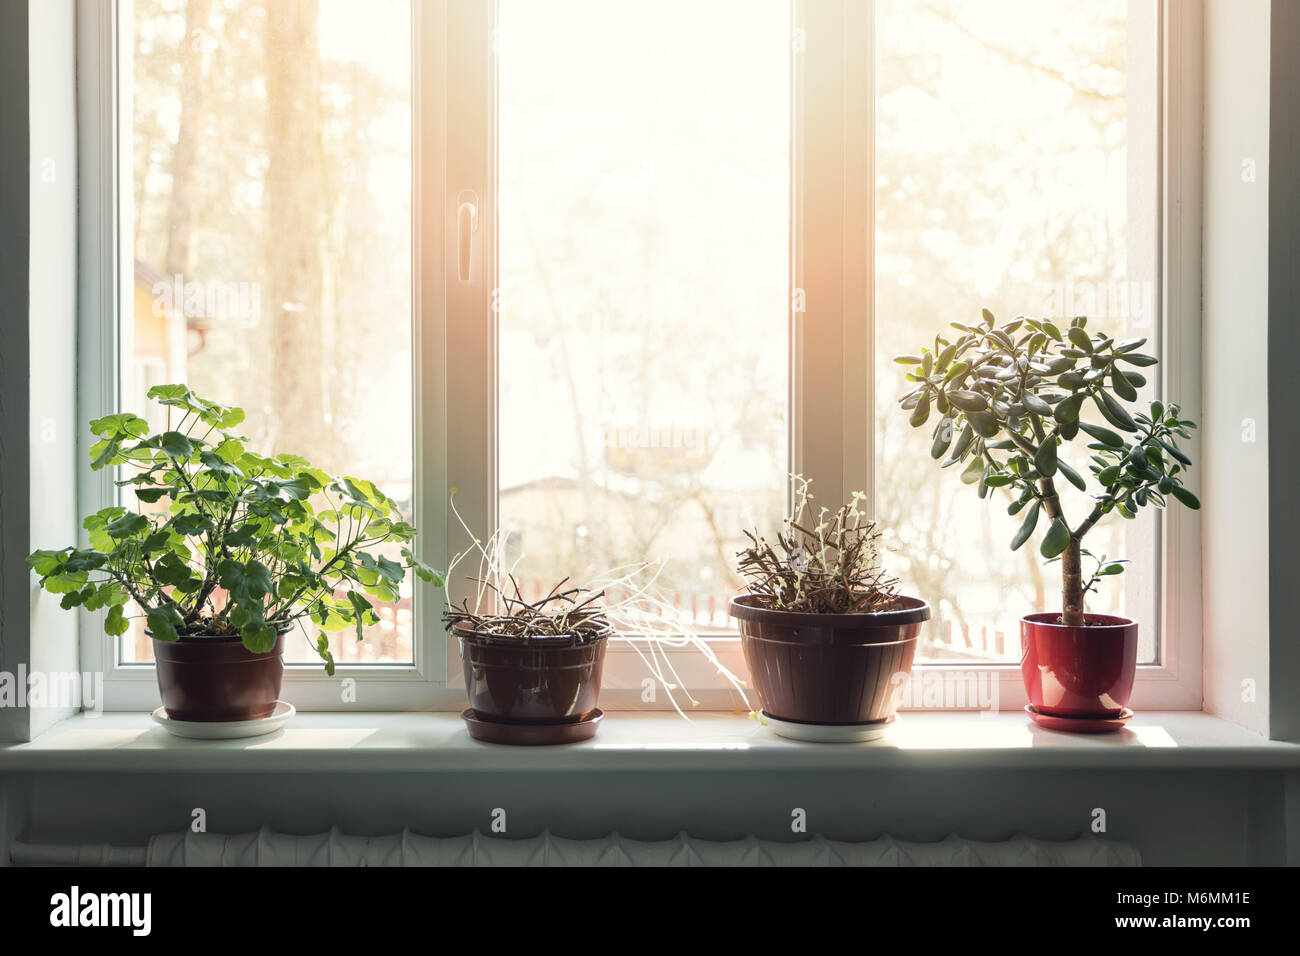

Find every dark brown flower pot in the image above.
[455,624,609,724]
[729,594,931,725]
[1020,612,1139,718]
[152,632,286,722]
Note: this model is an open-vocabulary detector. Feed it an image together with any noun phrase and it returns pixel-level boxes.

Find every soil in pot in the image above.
[730,594,930,725]
[1019,612,1138,718]
[456,624,609,724]
[152,632,287,722]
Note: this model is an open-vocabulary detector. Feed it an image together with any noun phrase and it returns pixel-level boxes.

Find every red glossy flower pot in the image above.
[152,632,286,722]
[456,624,609,724]
[729,594,930,725]
[1020,612,1138,718]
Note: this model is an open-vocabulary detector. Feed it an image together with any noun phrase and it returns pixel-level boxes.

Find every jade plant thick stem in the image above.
[896,310,1200,627]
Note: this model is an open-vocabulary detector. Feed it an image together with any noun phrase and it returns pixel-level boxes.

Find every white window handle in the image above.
[457,191,478,282]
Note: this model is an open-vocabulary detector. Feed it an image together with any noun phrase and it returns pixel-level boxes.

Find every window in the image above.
[126,0,415,666]
[84,0,1199,710]
[496,0,791,634]
[873,0,1161,663]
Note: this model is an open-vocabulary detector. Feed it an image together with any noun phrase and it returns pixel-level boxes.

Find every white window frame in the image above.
[81,0,1201,712]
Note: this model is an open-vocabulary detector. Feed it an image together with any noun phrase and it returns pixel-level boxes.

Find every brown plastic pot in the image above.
[729,594,931,725]
[455,624,609,724]
[1020,612,1138,718]
[152,632,286,722]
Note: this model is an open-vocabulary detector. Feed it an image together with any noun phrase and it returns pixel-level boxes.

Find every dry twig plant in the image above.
[736,477,902,614]
[442,575,610,644]
[442,492,751,715]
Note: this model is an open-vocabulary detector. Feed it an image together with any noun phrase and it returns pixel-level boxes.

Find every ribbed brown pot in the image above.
[730,594,931,725]
[152,633,286,722]
[456,624,609,724]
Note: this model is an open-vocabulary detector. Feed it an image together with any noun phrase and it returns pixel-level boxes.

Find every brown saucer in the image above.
[1025,703,1133,733]
[461,708,604,745]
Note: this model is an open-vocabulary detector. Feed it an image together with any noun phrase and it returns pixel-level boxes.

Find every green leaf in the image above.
[1110,367,1138,402]
[104,603,130,637]
[346,591,376,642]
[1021,392,1052,417]
[983,473,1015,488]
[1156,438,1192,466]
[1039,519,1071,559]
[1067,327,1093,352]
[106,511,149,539]
[159,431,195,459]
[1057,460,1087,492]
[960,456,985,485]
[402,548,444,586]
[1011,501,1041,551]
[26,549,66,576]
[1078,421,1124,448]
[947,390,988,412]
[154,552,196,589]
[243,560,275,598]
[1117,352,1159,367]
[1053,393,1085,425]
[376,555,406,584]
[909,393,931,427]
[241,620,279,654]
[967,409,1000,438]
[1034,439,1058,478]
[1170,485,1201,510]
[168,513,213,537]
[134,486,168,503]
[198,449,242,477]
[213,438,246,462]
[1094,391,1138,431]
[930,420,954,459]
[145,606,182,642]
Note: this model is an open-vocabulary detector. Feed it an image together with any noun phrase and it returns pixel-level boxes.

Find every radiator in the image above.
[11,828,1140,866]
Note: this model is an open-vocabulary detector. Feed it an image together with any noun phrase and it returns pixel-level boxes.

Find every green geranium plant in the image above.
[26,385,443,673]
[896,310,1199,627]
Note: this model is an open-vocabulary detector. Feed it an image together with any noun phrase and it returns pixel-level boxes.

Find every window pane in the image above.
[874,0,1159,662]
[496,0,791,630]
[127,0,413,664]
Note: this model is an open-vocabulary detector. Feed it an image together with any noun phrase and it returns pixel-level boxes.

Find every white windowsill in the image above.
[1,710,1297,774]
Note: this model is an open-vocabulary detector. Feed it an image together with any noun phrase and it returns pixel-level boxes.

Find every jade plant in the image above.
[896,310,1199,627]
[26,385,443,673]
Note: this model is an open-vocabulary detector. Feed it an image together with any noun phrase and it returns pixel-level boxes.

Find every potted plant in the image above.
[729,479,931,742]
[26,385,442,729]
[896,310,1199,729]
[445,578,612,745]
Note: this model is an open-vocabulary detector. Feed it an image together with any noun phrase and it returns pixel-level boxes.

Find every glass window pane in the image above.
[127,0,413,664]
[874,0,1159,662]
[496,0,791,631]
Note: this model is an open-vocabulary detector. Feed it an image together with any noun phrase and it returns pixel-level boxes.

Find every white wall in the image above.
[26,0,80,738]
[1201,0,1271,734]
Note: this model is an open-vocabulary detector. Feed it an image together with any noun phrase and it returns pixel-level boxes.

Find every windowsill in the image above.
[1,710,1297,774]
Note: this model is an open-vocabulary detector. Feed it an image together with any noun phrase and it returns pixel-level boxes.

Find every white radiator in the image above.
[12,828,1140,866]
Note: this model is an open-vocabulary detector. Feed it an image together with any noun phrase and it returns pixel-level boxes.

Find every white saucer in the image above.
[761,710,895,743]
[151,701,295,739]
